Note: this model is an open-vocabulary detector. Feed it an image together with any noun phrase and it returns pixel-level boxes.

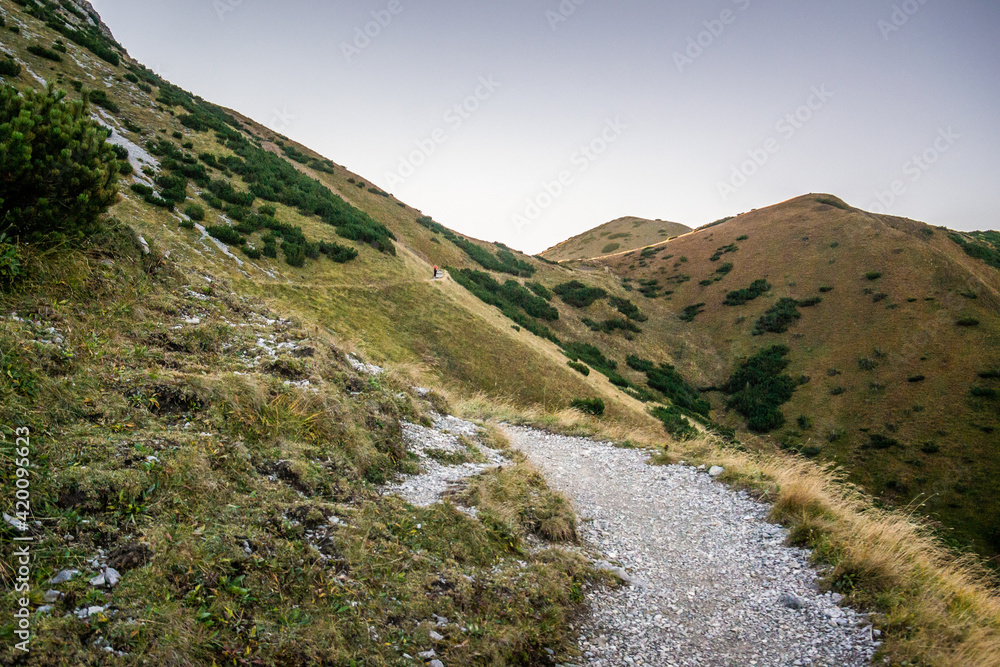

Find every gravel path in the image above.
[503,425,880,667]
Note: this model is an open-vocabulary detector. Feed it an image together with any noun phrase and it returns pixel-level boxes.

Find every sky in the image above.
[89,0,1000,254]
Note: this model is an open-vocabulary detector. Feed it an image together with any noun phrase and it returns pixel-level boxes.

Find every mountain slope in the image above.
[540,216,691,262]
[589,194,1000,557]
[2,2,1000,664]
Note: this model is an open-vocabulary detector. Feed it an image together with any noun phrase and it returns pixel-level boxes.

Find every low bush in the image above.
[721,345,797,433]
[819,285,835,293]
[567,361,590,376]
[553,281,607,308]
[601,243,621,254]
[971,387,998,399]
[651,405,697,440]
[86,89,119,113]
[27,44,62,61]
[629,355,710,417]
[710,244,738,261]
[798,297,822,308]
[679,303,706,322]
[978,370,1000,380]
[752,298,801,335]
[908,375,926,383]
[609,296,647,321]
[724,279,771,306]
[0,57,21,77]
[571,398,604,416]
[563,342,616,377]
[866,271,883,281]
[205,225,245,246]
[0,85,119,244]
[956,317,980,327]
[183,203,205,221]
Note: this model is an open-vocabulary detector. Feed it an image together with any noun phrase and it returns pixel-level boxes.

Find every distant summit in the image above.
[541,216,691,262]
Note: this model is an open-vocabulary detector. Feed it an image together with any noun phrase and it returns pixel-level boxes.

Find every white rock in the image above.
[709,466,725,477]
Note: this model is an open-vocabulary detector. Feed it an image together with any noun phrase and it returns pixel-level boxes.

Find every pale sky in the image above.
[89,0,1000,253]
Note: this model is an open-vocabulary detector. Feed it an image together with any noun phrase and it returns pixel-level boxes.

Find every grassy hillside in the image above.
[540,216,691,262]
[2,1,1000,664]
[591,194,1000,560]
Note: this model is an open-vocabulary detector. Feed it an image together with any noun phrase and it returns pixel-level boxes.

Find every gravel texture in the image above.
[503,425,880,667]
[384,415,506,510]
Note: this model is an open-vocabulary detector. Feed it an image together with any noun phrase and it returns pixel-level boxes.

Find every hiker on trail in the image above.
[433,265,439,279]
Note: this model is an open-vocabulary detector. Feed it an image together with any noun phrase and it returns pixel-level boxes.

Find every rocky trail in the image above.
[382,408,881,666]
[503,425,881,667]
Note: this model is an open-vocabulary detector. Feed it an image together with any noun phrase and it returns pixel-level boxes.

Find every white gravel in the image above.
[503,425,880,667]
[384,416,506,509]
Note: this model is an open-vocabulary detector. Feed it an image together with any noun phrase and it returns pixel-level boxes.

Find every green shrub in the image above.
[736,235,749,241]
[27,44,62,62]
[722,345,797,433]
[956,317,980,327]
[830,386,845,396]
[242,245,263,260]
[679,303,706,322]
[651,405,697,440]
[908,375,926,383]
[563,342,616,376]
[971,387,998,399]
[724,279,771,306]
[950,232,1000,270]
[283,242,306,267]
[752,298,801,335]
[553,281,607,308]
[183,203,205,221]
[205,225,244,246]
[258,203,277,217]
[526,282,552,301]
[921,442,941,454]
[979,370,1000,380]
[84,88,119,113]
[797,297,822,308]
[319,240,358,263]
[567,361,590,376]
[451,269,560,344]
[710,244,738,261]
[819,285,834,293]
[867,434,901,450]
[178,219,195,230]
[797,415,813,430]
[816,196,850,210]
[0,57,20,78]
[0,233,22,288]
[599,317,642,334]
[571,398,604,416]
[0,85,119,243]
[608,296,647,322]
[865,271,883,281]
[628,356,710,417]
[601,243,621,254]
[715,262,734,276]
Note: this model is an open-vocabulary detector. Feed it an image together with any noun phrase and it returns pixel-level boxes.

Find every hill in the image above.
[589,194,1000,557]
[0,1,999,664]
[540,216,691,262]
